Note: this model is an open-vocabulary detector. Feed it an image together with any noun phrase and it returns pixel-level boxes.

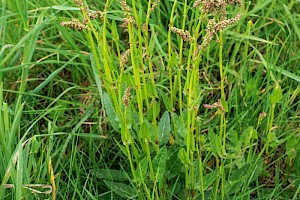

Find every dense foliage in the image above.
[0,0,299,199]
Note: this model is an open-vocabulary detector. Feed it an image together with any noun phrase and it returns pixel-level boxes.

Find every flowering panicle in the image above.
[151,0,160,12]
[120,0,135,27]
[121,49,130,65]
[74,0,83,6]
[60,19,88,31]
[192,0,241,53]
[194,0,241,16]
[61,0,104,30]
[203,99,224,112]
[122,87,131,107]
[170,26,192,43]
[214,13,241,30]
[88,11,103,21]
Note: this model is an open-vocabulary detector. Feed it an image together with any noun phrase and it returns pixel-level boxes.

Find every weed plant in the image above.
[0,0,300,199]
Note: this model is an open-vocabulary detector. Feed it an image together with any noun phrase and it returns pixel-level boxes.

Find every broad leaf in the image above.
[157,111,171,145]
[178,148,191,165]
[139,121,151,141]
[242,126,255,147]
[103,92,120,131]
[160,91,172,111]
[136,157,148,183]
[220,97,228,112]
[208,128,222,157]
[226,130,242,156]
[152,146,168,183]
[196,170,218,190]
[286,135,298,159]
[93,169,128,181]
[103,180,138,199]
[147,99,160,121]
[270,85,283,104]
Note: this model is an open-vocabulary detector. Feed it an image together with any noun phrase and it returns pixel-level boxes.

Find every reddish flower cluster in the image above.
[203,99,225,112]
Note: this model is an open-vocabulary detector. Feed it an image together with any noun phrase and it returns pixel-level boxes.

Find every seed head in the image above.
[122,87,131,107]
[120,0,135,27]
[151,0,160,12]
[121,49,130,65]
[60,19,88,31]
[170,26,192,43]
[203,99,224,112]
[74,0,83,6]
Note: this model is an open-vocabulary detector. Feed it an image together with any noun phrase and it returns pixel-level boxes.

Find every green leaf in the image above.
[268,131,278,148]
[236,157,246,169]
[246,78,259,99]
[226,130,242,156]
[166,149,183,180]
[136,157,148,183]
[169,53,178,68]
[103,92,120,131]
[208,128,222,157]
[270,85,283,104]
[226,30,276,45]
[228,164,249,180]
[103,180,138,199]
[286,135,299,159]
[178,148,191,165]
[147,99,160,121]
[220,97,228,112]
[30,137,41,154]
[196,170,218,190]
[160,91,172,111]
[226,164,251,195]
[157,111,171,145]
[171,112,186,146]
[93,169,129,181]
[139,121,150,141]
[152,146,168,183]
[147,81,158,98]
[242,126,255,147]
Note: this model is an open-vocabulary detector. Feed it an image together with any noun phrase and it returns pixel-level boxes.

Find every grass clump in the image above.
[0,0,300,199]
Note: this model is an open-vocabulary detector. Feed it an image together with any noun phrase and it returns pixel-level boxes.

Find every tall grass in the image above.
[1,0,300,199]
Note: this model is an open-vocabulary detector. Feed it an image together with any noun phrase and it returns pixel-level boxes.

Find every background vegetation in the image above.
[0,0,299,199]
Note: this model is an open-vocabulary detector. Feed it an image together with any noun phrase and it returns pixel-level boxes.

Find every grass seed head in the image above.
[151,0,160,12]
[203,99,224,112]
[120,0,135,27]
[194,0,241,52]
[60,19,88,30]
[74,0,83,6]
[122,87,131,107]
[121,49,130,65]
[170,26,192,43]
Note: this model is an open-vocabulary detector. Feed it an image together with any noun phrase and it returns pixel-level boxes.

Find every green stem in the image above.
[167,0,178,108]
[128,22,144,122]
[218,30,226,200]
[218,30,226,155]
[145,139,160,200]
[197,136,205,200]
[266,103,275,153]
[219,30,225,99]
[177,0,188,119]
[125,142,137,181]
[213,157,220,199]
